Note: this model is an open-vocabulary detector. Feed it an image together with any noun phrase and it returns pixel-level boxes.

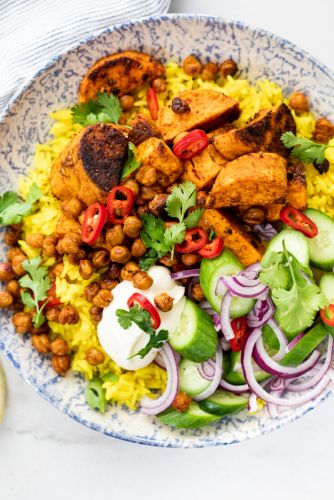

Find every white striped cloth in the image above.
[0,0,170,111]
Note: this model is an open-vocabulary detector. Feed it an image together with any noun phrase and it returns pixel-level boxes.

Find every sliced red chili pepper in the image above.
[175,228,208,254]
[230,317,248,352]
[198,237,224,259]
[127,292,161,329]
[81,203,107,245]
[147,87,159,121]
[173,129,209,160]
[107,186,134,225]
[321,304,334,328]
[44,282,62,308]
[280,206,318,238]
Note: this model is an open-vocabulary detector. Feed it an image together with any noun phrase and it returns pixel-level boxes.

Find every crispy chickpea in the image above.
[31,334,50,355]
[108,263,121,280]
[53,262,64,277]
[289,91,309,114]
[0,262,16,280]
[131,238,147,258]
[84,282,100,302]
[110,245,131,264]
[123,216,143,238]
[58,305,79,325]
[148,193,168,217]
[52,354,71,375]
[312,117,334,143]
[120,261,140,281]
[0,291,13,308]
[50,337,69,356]
[132,271,153,290]
[140,185,163,201]
[105,225,125,246]
[152,77,167,94]
[154,292,174,312]
[136,165,157,187]
[6,279,20,297]
[122,178,140,197]
[192,282,205,302]
[219,58,238,78]
[89,305,103,322]
[68,248,86,265]
[201,62,219,81]
[12,311,32,334]
[91,249,110,269]
[137,206,149,217]
[120,94,135,111]
[159,254,177,267]
[242,207,266,225]
[26,233,44,248]
[79,259,93,280]
[7,247,24,261]
[61,198,83,218]
[61,232,81,254]
[31,324,49,335]
[46,307,60,322]
[85,347,105,366]
[12,254,27,277]
[42,236,57,257]
[183,55,202,76]
[172,392,192,412]
[4,229,20,246]
[181,253,201,267]
[99,277,118,290]
[93,289,113,308]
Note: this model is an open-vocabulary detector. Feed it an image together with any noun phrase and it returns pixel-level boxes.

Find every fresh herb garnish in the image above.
[121,142,142,179]
[281,131,333,166]
[0,183,41,226]
[139,248,160,271]
[71,92,122,126]
[133,329,169,359]
[209,229,216,241]
[85,377,107,413]
[19,256,52,327]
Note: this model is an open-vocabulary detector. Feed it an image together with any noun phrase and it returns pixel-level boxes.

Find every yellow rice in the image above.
[19,62,334,409]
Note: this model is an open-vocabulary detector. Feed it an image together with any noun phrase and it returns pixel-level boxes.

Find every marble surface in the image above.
[2,1,334,498]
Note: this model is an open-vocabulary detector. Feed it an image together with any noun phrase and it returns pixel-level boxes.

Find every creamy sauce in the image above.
[97,266,185,370]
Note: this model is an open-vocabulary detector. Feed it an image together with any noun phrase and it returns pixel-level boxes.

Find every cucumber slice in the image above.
[199,389,248,416]
[304,208,334,271]
[262,229,309,267]
[320,273,334,302]
[223,351,270,385]
[178,359,211,397]
[200,248,255,317]
[158,402,220,428]
[169,299,218,362]
[281,323,328,367]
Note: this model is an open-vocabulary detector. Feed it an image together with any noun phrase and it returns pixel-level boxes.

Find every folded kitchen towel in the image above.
[0,0,170,111]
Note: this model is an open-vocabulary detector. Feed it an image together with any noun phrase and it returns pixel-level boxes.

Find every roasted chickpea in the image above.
[52,354,71,375]
[6,279,20,297]
[136,165,157,187]
[122,178,140,197]
[172,392,192,412]
[42,236,57,257]
[196,190,207,208]
[7,247,24,261]
[12,311,32,334]
[12,254,27,277]
[132,271,153,290]
[89,305,103,322]
[105,225,125,246]
[0,291,13,308]
[136,206,149,217]
[159,254,177,267]
[4,228,20,246]
[61,232,81,254]
[46,307,60,322]
[152,77,167,94]
[131,238,147,258]
[183,55,202,76]
[91,249,109,269]
[61,198,83,218]
[68,248,86,265]
[201,62,219,81]
[84,282,100,302]
[110,245,131,264]
[141,185,163,201]
[289,91,309,114]
[85,347,105,366]
[107,263,121,280]
[93,289,113,308]
[242,206,266,225]
[0,262,16,280]
[50,337,69,356]
[123,216,143,238]
[53,262,64,278]
[31,334,50,355]
[192,283,205,302]
[148,193,168,217]
[58,305,79,325]
[26,233,44,248]
[120,261,140,281]
[154,292,174,312]
[78,259,93,280]
[120,94,135,111]
[219,59,238,78]
[312,117,334,143]
[181,253,201,267]
[99,277,118,290]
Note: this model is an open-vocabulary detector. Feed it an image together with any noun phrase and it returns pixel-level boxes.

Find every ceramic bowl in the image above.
[0,14,333,448]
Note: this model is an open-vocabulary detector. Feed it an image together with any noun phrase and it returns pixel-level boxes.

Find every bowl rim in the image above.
[0,13,333,448]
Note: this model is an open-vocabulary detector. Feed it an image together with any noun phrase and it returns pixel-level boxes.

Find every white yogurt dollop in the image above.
[97,266,185,370]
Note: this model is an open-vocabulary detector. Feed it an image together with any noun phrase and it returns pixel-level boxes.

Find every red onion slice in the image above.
[285,332,305,353]
[216,276,268,299]
[220,292,235,341]
[197,360,216,380]
[171,269,200,279]
[193,343,223,401]
[253,223,277,241]
[242,262,262,275]
[220,379,250,394]
[267,378,288,418]
[266,319,288,360]
[141,343,179,415]
[247,298,275,328]
[213,313,221,332]
[154,350,180,369]
[248,392,259,412]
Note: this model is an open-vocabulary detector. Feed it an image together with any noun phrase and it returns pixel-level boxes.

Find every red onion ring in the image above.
[248,392,259,412]
[141,343,179,415]
[220,292,235,341]
[267,378,288,417]
[154,350,180,369]
[197,360,216,380]
[213,313,221,332]
[216,276,268,299]
[193,343,223,401]
[253,223,277,241]
[266,319,288,360]
[247,298,275,328]
[285,332,305,353]
[220,379,250,394]
[242,262,262,275]
[171,269,200,279]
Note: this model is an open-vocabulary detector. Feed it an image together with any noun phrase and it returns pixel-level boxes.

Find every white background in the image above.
[1,1,334,499]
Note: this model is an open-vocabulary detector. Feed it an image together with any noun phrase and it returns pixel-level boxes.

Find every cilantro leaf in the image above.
[19,256,51,327]
[116,304,155,334]
[132,329,169,359]
[209,229,216,241]
[121,142,142,179]
[139,248,159,271]
[140,213,171,257]
[0,183,41,226]
[183,208,204,229]
[166,181,196,221]
[85,378,107,413]
[281,131,332,165]
[259,252,291,290]
[164,222,186,247]
[71,92,122,126]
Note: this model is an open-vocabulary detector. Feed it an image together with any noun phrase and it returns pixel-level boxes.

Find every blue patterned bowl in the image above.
[0,14,333,448]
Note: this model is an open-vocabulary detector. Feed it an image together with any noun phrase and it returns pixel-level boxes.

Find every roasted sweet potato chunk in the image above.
[181,143,228,189]
[136,137,182,185]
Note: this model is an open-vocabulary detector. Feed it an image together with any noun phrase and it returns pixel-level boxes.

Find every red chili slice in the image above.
[127,292,161,329]
[173,129,209,160]
[175,228,208,254]
[280,206,318,238]
[46,282,62,308]
[230,317,248,352]
[107,186,134,225]
[321,304,334,328]
[147,87,159,121]
[81,203,107,245]
[198,237,224,259]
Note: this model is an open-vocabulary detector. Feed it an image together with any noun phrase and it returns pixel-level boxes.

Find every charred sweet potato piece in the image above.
[181,143,228,189]
[129,114,162,146]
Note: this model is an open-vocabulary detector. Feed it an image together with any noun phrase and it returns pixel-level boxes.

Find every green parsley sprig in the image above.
[71,92,122,126]
[0,183,41,226]
[281,131,332,166]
